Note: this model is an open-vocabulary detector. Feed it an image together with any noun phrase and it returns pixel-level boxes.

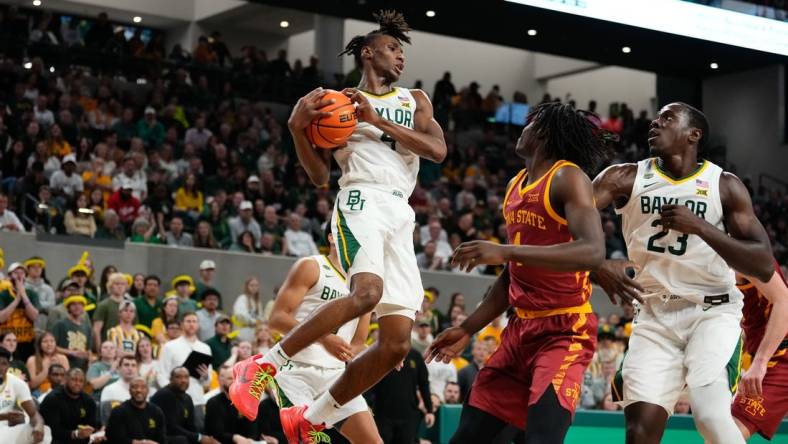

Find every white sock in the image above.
[689,380,746,444]
[304,390,342,427]
[256,343,291,368]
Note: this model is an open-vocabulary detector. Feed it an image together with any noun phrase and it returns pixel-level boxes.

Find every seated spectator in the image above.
[232,277,263,342]
[206,316,233,369]
[0,192,25,232]
[151,367,219,444]
[0,347,51,443]
[157,313,212,431]
[64,194,97,237]
[135,336,159,391]
[36,363,65,403]
[26,332,70,393]
[151,295,180,346]
[107,181,141,227]
[0,332,30,381]
[196,289,225,341]
[231,231,260,253]
[100,355,138,425]
[40,368,103,444]
[175,172,204,223]
[283,214,317,257]
[228,201,262,248]
[49,154,83,206]
[223,340,253,368]
[165,216,194,248]
[674,391,691,414]
[52,294,92,369]
[93,272,130,350]
[107,300,141,354]
[206,366,276,444]
[129,215,163,244]
[458,340,488,402]
[46,278,87,331]
[443,381,461,405]
[194,221,219,249]
[87,341,119,402]
[106,377,167,444]
[427,352,457,404]
[0,263,41,360]
[136,107,165,150]
[254,322,274,355]
[95,209,126,241]
[417,240,444,270]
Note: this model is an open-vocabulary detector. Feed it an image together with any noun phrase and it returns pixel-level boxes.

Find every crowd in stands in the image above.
[0,5,786,444]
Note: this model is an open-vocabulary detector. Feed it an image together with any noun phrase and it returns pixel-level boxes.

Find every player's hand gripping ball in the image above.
[306,89,358,149]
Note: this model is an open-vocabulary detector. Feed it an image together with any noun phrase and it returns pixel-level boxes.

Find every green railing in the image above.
[431,405,788,444]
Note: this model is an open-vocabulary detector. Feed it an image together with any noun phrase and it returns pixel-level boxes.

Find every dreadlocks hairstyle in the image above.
[338,10,412,65]
[526,102,613,174]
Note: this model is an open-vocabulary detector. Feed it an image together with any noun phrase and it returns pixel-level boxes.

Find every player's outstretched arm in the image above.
[346,88,446,162]
[739,268,788,396]
[288,87,335,186]
[425,268,510,364]
[268,258,319,336]
[660,172,772,282]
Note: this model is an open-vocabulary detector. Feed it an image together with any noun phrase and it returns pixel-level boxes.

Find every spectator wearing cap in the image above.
[46,278,88,331]
[64,262,98,307]
[205,315,233,369]
[107,301,141,355]
[40,368,103,444]
[228,201,262,249]
[0,346,51,444]
[100,354,139,425]
[0,192,25,232]
[134,275,161,328]
[283,213,317,257]
[165,216,193,248]
[0,262,40,361]
[106,377,167,444]
[52,294,92,370]
[194,260,217,302]
[156,314,213,433]
[24,257,55,331]
[93,272,132,351]
[196,289,225,341]
[243,175,263,203]
[112,156,147,200]
[107,180,141,226]
[171,275,199,315]
[49,154,84,204]
[411,317,434,355]
[136,107,165,148]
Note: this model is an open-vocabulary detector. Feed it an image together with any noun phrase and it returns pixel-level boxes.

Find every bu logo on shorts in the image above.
[347,190,365,211]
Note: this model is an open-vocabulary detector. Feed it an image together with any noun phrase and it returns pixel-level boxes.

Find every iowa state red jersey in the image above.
[739,261,788,355]
[502,160,592,312]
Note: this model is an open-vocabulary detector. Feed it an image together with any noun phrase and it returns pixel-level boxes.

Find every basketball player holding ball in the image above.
[229,10,446,443]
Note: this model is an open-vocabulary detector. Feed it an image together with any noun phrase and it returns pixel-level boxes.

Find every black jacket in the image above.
[150,384,199,443]
[106,400,168,444]
[366,348,433,420]
[39,386,99,444]
[205,391,259,444]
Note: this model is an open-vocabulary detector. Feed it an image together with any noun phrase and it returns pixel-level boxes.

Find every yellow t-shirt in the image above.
[50,140,72,157]
[174,188,203,213]
[82,171,113,202]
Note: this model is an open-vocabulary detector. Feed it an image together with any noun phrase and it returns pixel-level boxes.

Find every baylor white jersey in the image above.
[616,158,738,304]
[334,87,420,196]
[291,255,358,369]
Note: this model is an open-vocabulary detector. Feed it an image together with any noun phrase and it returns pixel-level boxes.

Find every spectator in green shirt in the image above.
[205,316,233,369]
[136,107,165,148]
[134,275,162,328]
[170,275,198,316]
[92,272,134,351]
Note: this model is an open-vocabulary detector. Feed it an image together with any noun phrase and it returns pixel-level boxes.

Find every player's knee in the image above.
[350,284,382,313]
[626,421,659,443]
[379,336,410,362]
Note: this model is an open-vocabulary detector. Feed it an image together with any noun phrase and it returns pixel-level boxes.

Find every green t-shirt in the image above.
[86,360,118,401]
[93,298,137,342]
[205,335,232,369]
[53,317,93,370]
[134,296,161,328]
[177,297,199,317]
[0,288,41,344]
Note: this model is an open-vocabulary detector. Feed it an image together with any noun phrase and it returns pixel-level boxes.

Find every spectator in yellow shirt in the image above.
[174,172,203,224]
[47,123,72,157]
[82,158,113,202]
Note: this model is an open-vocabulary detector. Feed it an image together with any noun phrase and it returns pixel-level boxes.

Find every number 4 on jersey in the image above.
[380,133,396,150]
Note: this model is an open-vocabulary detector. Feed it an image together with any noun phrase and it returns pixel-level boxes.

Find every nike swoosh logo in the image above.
[702,306,713,311]
[643,183,657,188]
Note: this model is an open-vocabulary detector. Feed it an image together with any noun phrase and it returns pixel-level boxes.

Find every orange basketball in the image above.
[307,90,357,149]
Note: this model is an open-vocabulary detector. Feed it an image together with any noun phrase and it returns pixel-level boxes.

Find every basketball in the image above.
[307,89,357,149]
